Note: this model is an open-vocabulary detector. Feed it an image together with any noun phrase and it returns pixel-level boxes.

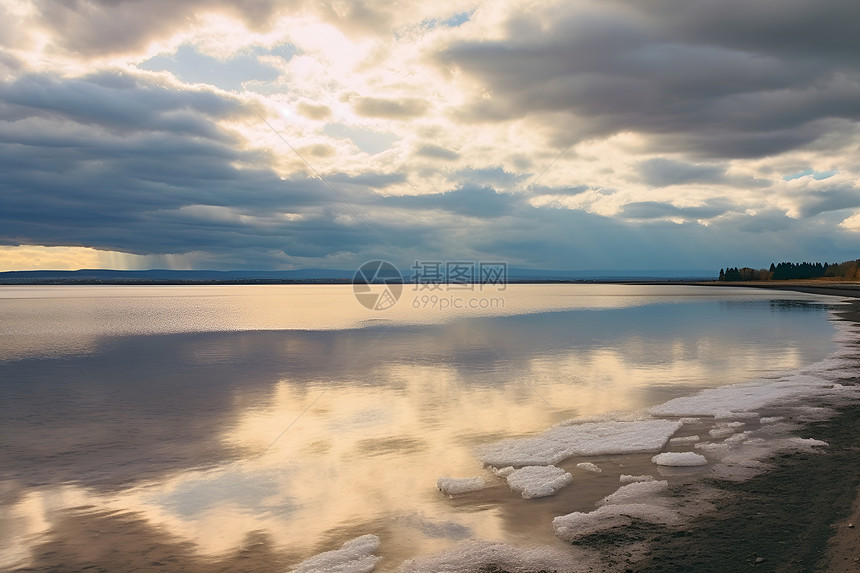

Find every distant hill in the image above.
[0,267,716,285]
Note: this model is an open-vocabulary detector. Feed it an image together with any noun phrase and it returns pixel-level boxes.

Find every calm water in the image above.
[0,284,840,570]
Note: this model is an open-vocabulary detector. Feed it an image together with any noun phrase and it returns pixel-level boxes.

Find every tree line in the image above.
[719,259,860,281]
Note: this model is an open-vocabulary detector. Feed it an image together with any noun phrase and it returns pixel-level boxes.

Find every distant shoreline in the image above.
[689,280,860,299]
[3,278,860,299]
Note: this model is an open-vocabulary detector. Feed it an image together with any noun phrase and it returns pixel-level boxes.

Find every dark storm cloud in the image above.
[439,0,860,158]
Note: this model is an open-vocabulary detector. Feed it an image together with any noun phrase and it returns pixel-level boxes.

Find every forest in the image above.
[719,259,860,281]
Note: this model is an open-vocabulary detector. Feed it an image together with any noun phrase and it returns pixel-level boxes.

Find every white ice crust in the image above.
[400,540,584,573]
[669,435,700,444]
[478,419,682,467]
[597,480,669,506]
[292,535,381,573]
[651,452,708,466]
[437,477,488,495]
[649,372,858,417]
[506,465,573,498]
[619,474,655,484]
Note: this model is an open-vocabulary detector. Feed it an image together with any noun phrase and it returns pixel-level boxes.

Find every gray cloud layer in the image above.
[440,0,860,158]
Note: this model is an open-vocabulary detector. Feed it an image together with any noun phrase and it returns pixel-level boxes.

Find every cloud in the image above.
[29,0,285,56]
[296,101,333,120]
[351,96,430,119]
[619,200,733,221]
[0,70,247,140]
[438,0,860,159]
[791,184,860,218]
[139,45,287,92]
[637,158,727,187]
[414,144,460,161]
[385,184,516,218]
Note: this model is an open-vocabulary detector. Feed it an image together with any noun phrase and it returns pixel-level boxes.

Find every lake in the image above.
[0,284,841,571]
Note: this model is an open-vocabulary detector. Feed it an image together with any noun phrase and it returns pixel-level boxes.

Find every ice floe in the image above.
[292,535,381,573]
[652,452,708,466]
[789,437,828,447]
[506,465,573,498]
[597,480,668,506]
[619,474,655,484]
[400,540,586,573]
[553,503,680,542]
[669,435,700,444]
[709,426,737,438]
[576,462,602,473]
[437,477,488,495]
[649,374,855,417]
[491,466,515,478]
[478,419,682,467]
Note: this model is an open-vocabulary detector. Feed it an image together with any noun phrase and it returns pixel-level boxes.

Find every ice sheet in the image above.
[478,419,682,467]
[649,374,843,417]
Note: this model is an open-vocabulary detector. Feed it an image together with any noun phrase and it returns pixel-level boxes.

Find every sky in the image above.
[0,0,859,272]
